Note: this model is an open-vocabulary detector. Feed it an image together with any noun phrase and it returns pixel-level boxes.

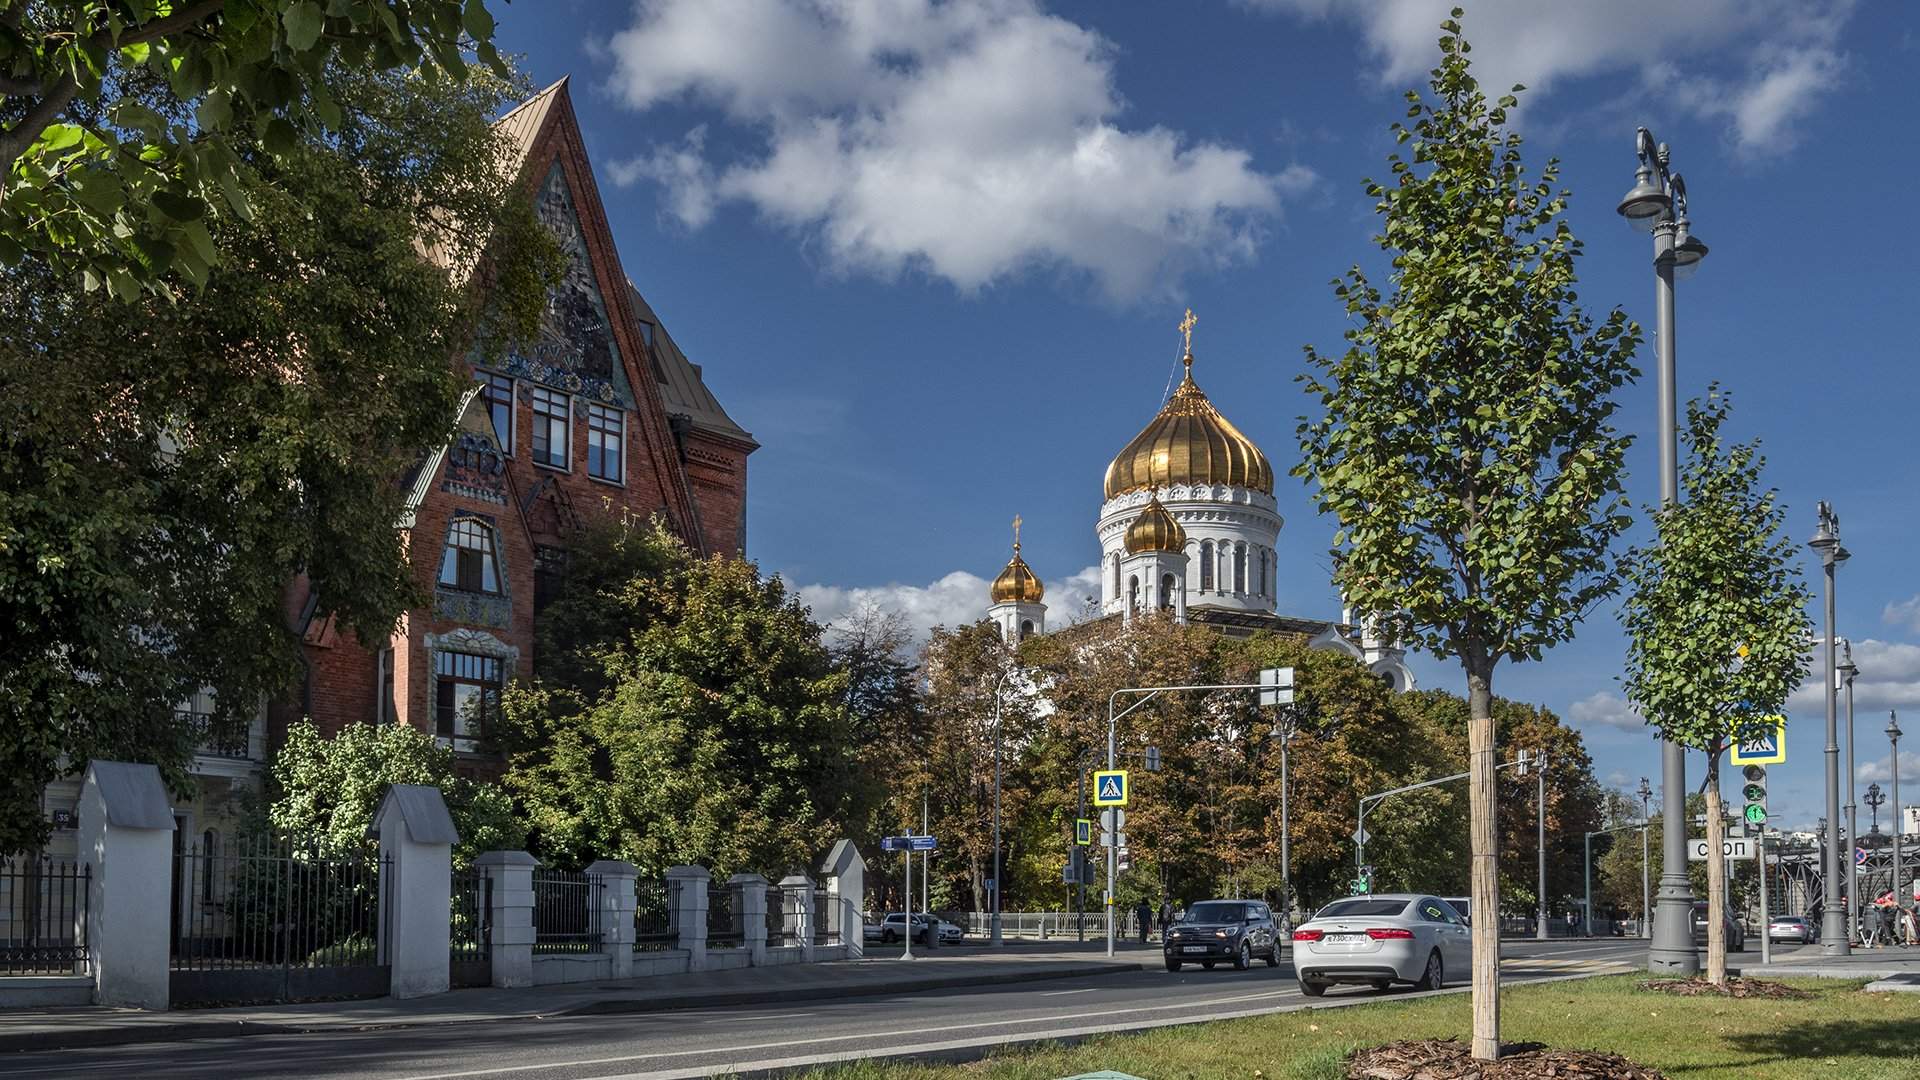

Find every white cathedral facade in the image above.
[984,313,1415,693]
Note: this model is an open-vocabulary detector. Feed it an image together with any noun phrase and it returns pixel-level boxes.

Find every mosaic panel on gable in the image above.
[495,164,636,408]
[441,431,509,506]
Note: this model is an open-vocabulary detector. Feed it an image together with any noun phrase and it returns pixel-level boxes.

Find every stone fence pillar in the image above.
[475,851,537,987]
[820,840,867,959]
[779,873,816,963]
[370,784,458,999]
[587,860,637,980]
[79,761,176,1010]
[730,873,769,965]
[666,865,710,970]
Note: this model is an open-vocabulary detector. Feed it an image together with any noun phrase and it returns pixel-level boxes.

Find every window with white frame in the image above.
[434,651,502,754]
[475,371,514,454]
[586,403,624,483]
[438,518,501,594]
[530,386,570,469]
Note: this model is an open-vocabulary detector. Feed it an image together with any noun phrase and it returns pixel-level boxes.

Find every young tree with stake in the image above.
[1295,11,1639,1060]
[1620,390,1810,985]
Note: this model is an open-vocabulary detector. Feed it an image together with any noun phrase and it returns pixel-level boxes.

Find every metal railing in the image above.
[634,879,673,952]
[813,887,840,945]
[178,708,252,759]
[450,867,491,985]
[531,869,602,954]
[171,839,388,975]
[1,856,89,975]
[708,884,743,947]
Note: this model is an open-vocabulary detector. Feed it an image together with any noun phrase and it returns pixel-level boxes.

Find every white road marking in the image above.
[700,1012,814,1023]
[1041,988,1097,996]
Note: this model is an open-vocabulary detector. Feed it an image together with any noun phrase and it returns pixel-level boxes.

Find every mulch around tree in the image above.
[1636,977,1813,999]
[1347,1038,1666,1079]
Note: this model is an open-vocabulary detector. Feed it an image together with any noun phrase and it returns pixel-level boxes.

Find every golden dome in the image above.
[1123,492,1187,555]
[990,544,1044,604]
[1104,352,1273,499]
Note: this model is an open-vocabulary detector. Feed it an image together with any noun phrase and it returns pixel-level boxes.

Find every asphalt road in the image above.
[4,939,1648,1080]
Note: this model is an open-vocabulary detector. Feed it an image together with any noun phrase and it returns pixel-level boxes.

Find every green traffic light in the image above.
[1743,783,1766,802]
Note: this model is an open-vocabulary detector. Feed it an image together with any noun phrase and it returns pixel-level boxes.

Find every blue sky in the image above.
[494,2,1918,836]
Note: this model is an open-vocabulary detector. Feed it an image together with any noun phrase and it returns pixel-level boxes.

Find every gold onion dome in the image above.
[990,544,1045,604]
[1103,351,1273,500]
[1123,492,1187,555]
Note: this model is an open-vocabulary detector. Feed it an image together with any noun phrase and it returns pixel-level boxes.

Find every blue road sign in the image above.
[882,835,938,852]
[910,835,937,851]
[1093,769,1129,806]
[1856,846,1870,867]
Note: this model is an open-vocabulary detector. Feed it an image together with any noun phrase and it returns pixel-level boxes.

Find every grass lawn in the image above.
[797,976,1919,1080]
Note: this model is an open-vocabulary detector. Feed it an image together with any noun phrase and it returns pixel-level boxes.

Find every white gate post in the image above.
[79,761,177,1010]
[779,873,816,962]
[475,851,538,988]
[730,873,769,965]
[820,840,867,959]
[370,785,458,998]
[666,865,710,971]
[587,860,637,980]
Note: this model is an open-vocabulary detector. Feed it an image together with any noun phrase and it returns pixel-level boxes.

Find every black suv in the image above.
[1164,899,1282,971]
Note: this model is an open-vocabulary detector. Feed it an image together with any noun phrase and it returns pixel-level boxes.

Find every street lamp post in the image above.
[1637,778,1654,939]
[1890,713,1905,913]
[1841,644,1860,943]
[1618,126,1708,975]
[989,670,1015,948]
[1521,749,1550,941]
[1809,501,1850,955]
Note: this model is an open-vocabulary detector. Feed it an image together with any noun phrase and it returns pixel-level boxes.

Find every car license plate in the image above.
[1182,945,1206,954]
[1324,933,1365,943]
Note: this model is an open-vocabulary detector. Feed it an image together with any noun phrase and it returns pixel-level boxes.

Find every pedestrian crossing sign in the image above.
[1730,716,1787,766]
[1093,769,1129,806]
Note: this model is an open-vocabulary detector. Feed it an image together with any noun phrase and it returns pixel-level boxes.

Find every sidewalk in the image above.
[0,944,1148,1053]
[1737,942,1920,988]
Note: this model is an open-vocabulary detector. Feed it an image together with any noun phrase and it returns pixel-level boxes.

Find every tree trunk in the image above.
[1466,662,1501,1061]
[1704,746,1727,985]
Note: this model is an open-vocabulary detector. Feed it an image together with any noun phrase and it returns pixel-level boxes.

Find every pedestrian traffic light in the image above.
[1742,764,1768,828]
[1117,847,1132,873]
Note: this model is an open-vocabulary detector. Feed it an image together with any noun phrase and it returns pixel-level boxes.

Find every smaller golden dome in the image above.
[990,544,1045,604]
[1123,492,1187,555]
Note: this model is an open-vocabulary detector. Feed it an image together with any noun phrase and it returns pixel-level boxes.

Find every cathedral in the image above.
[984,312,1415,692]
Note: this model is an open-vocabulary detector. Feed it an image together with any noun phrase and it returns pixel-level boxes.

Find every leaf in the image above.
[34,124,86,155]
[463,0,496,41]
[197,89,234,130]
[262,116,299,156]
[152,190,205,223]
[283,1,326,52]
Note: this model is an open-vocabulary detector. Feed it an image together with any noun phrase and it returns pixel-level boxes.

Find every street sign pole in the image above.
[1758,831,1771,965]
[903,831,913,961]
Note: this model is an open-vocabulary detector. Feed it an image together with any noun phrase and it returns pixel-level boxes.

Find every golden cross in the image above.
[1178,308,1198,356]
[1012,514,1023,551]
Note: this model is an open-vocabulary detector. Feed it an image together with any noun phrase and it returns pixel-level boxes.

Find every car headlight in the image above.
[1215,926,1241,938]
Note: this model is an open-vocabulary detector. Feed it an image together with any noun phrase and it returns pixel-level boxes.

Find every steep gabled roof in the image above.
[628,283,757,448]
[495,76,569,172]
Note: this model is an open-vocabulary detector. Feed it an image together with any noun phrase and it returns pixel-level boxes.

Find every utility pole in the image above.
[1638,778,1654,939]
[1842,645,1860,944]
[1809,503,1850,955]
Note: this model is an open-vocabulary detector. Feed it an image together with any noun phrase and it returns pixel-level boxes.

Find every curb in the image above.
[0,962,1140,1055]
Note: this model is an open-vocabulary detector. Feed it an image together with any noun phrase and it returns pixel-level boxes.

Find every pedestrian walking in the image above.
[1158,901,1171,940]
[1135,900,1151,943]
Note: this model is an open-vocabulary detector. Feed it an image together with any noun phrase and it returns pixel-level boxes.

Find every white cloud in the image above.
[1568,690,1645,733]
[1884,595,1920,635]
[797,564,1102,641]
[601,0,1306,300]
[1787,639,1920,714]
[1245,0,1856,157]
[1858,750,1920,786]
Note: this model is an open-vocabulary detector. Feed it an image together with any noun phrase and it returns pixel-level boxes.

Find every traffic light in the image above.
[1116,846,1132,873]
[1742,764,1768,829]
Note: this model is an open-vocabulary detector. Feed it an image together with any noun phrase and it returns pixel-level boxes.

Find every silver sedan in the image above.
[1291,894,1471,996]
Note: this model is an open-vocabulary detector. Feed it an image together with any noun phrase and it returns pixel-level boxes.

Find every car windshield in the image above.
[1316,899,1412,919]
[1186,902,1248,923]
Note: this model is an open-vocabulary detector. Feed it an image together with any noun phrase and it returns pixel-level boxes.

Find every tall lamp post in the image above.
[1618,126,1709,975]
[1520,748,1550,940]
[1809,501,1851,955]
[1889,713,1904,913]
[1637,777,1654,939]
[989,669,1015,948]
[1866,782,1886,837]
[1841,643,1860,943]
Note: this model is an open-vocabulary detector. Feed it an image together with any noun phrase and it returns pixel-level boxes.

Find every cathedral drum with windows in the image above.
[987,311,1415,692]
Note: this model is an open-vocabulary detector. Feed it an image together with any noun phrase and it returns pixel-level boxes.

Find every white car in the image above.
[872,912,963,944]
[1291,894,1470,996]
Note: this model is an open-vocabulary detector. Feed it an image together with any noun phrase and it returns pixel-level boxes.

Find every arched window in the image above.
[439,518,501,594]
[1019,619,1035,640]
[1234,542,1247,593]
[1199,541,1214,591]
[1256,547,1267,597]
[1112,552,1122,599]
[1159,573,1175,610]
[1128,575,1139,615]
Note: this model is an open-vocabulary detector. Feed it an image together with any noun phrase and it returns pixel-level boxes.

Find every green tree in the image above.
[1,0,506,297]
[266,717,524,864]
[1619,389,1810,984]
[0,60,555,854]
[497,523,868,878]
[1293,12,1639,1058]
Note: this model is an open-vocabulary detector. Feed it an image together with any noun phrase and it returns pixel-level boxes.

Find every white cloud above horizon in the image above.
[1884,595,1920,635]
[599,0,1311,301]
[1243,0,1856,157]
[796,564,1104,641]
[1787,639,1920,714]
[1568,690,1645,734]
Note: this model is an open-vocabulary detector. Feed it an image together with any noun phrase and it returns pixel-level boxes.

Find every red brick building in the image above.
[281,77,755,757]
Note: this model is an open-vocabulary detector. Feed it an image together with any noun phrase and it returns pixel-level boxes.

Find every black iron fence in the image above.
[814,887,841,945]
[532,868,602,954]
[1,855,89,975]
[634,878,673,951]
[765,885,800,947]
[170,839,389,1004]
[450,867,492,987]
[707,884,743,947]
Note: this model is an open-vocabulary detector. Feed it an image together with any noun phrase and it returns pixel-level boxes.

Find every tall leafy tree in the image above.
[1293,12,1639,1058]
[0,60,555,853]
[497,524,867,878]
[1619,389,1810,984]
[1,0,507,297]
